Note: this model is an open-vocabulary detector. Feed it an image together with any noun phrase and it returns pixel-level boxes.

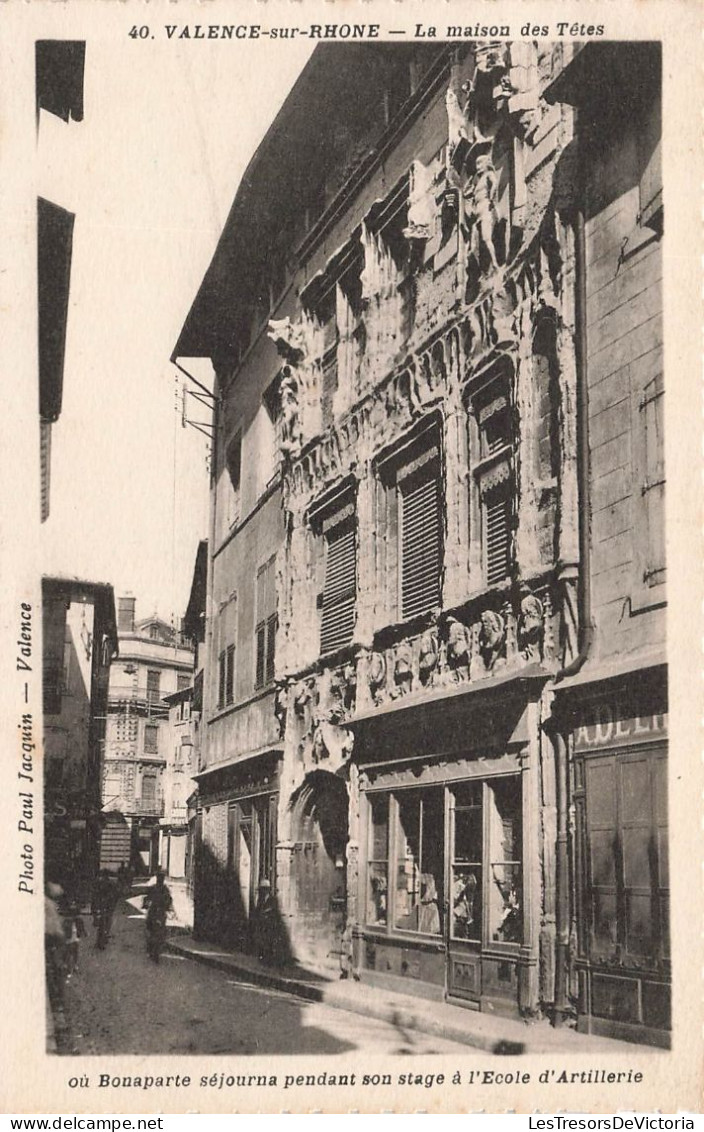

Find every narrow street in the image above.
[59,896,471,1057]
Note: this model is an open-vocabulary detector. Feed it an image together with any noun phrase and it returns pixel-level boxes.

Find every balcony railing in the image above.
[107,685,169,719]
[131,797,165,817]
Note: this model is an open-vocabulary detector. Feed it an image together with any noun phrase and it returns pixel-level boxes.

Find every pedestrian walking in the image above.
[91,869,118,949]
[62,900,86,978]
[143,870,173,963]
[116,861,131,899]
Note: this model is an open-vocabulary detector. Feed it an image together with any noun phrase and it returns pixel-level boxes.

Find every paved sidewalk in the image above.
[165,932,640,1056]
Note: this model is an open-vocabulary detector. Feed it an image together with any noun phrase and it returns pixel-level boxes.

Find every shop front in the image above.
[193,751,281,953]
[559,664,669,1047]
[350,672,550,1019]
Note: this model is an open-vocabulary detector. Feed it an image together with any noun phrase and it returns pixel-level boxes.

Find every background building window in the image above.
[640,373,665,589]
[144,724,159,754]
[320,500,356,655]
[146,669,161,702]
[255,557,276,689]
[142,772,157,804]
[177,673,190,693]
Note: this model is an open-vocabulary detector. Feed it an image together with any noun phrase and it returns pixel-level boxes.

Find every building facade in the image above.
[101,597,194,873]
[174,41,665,1044]
[42,576,118,892]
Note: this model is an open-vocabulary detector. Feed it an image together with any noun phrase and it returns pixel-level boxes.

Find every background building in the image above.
[174,40,665,1045]
[42,576,117,893]
[100,596,194,873]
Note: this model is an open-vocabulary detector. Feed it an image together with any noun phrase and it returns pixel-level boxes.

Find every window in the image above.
[470,379,515,587]
[146,670,161,702]
[376,422,443,624]
[393,790,444,936]
[580,750,668,967]
[366,776,524,946]
[226,432,242,523]
[255,557,276,689]
[177,674,190,693]
[451,779,522,944]
[367,795,389,926]
[142,773,157,804]
[216,594,237,709]
[320,499,357,655]
[144,724,158,755]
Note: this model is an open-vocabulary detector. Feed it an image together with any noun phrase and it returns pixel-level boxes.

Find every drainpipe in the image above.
[553,111,592,1024]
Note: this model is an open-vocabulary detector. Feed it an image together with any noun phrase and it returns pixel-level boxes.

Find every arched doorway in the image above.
[288,770,349,971]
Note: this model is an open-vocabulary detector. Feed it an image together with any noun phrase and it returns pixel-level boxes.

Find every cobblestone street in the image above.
[58,897,472,1057]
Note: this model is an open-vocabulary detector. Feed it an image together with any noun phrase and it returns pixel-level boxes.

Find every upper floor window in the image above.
[318,494,357,655]
[144,724,159,755]
[255,557,276,690]
[146,669,161,702]
[469,377,515,588]
[177,673,190,693]
[217,594,237,710]
[226,433,242,516]
[376,420,443,624]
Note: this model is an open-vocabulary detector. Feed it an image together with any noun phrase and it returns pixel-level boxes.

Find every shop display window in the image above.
[393,789,443,936]
[367,794,388,926]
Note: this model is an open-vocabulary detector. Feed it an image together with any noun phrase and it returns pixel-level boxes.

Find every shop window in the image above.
[367,794,388,927]
[451,781,483,942]
[393,789,444,936]
[255,557,276,689]
[581,750,668,966]
[486,778,522,945]
[144,724,158,755]
[319,499,357,655]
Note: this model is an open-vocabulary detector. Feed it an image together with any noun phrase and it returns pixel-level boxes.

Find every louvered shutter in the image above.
[400,469,441,620]
[320,519,356,654]
[484,489,511,586]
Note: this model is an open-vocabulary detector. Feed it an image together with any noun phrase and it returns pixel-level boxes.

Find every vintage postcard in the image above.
[0,0,701,1115]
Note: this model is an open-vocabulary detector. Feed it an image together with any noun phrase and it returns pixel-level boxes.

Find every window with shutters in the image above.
[470,378,515,588]
[255,557,277,689]
[375,420,443,624]
[399,458,442,619]
[216,594,237,709]
[319,500,357,655]
[632,366,665,610]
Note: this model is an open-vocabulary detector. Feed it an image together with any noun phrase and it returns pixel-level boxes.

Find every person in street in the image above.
[116,861,130,899]
[62,899,86,977]
[143,870,173,963]
[45,882,68,1015]
[253,878,278,965]
[91,869,119,949]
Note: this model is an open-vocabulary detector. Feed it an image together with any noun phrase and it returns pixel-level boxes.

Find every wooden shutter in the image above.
[320,518,356,654]
[641,375,665,588]
[225,644,235,705]
[400,468,441,619]
[484,487,511,586]
[255,558,276,688]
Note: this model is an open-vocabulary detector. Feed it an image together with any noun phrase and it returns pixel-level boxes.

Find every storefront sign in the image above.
[573,703,667,751]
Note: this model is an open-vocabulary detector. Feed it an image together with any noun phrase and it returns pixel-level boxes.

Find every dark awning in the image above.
[36,41,86,123]
[38,198,75,424]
